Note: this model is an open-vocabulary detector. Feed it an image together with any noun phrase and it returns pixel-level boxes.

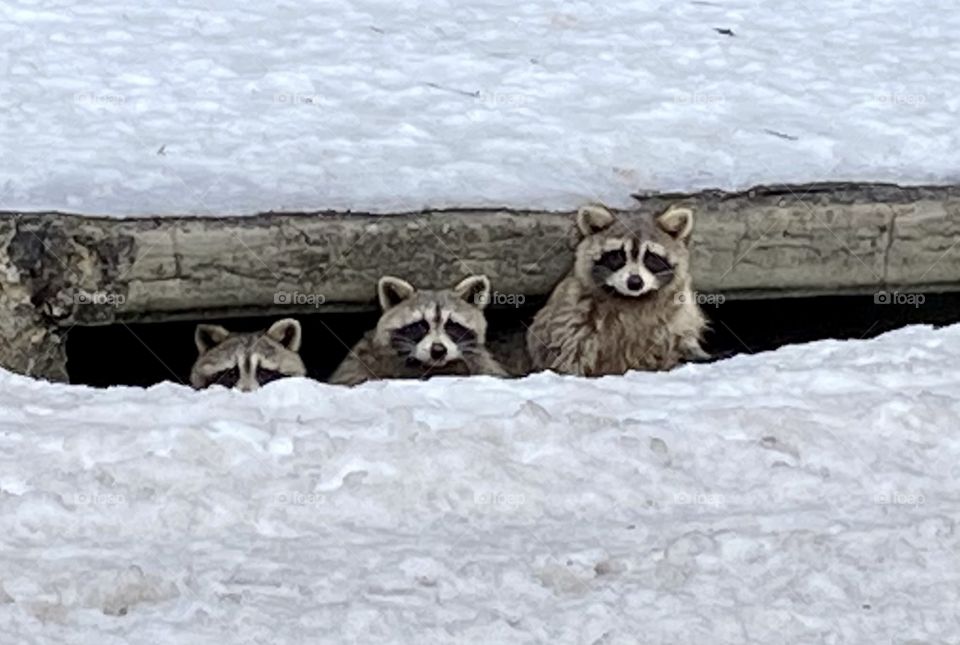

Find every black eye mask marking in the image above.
[444,320,477,346]
[596,248,627,272]
[208,365,240,389]
[391,320,430,353]
[592,247,627,289]
[643,250,673,275]
[256,367,286,385]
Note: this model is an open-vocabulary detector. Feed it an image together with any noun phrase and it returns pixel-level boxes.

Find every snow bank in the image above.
[1,325,958,642]
[2,0,958,216]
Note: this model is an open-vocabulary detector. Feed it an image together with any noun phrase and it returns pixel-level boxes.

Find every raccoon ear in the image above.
[657,206,695,242]
[378,276,416,310]
[576,204,615,237]
[266,318,302,352]
[195,324,230,354]
[454,274,491,308]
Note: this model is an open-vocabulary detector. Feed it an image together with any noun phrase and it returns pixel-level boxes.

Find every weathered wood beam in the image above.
[1,182,959,380]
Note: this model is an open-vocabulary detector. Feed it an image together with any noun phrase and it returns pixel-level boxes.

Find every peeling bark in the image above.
[0,218,68,381]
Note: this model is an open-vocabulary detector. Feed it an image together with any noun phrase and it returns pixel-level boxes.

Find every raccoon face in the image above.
[572,204,694,300]
[190,318,306,391]
[373,274,491,370]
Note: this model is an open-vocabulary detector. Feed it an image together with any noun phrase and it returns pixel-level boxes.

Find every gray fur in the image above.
[527,204,708,376]
[329,275,508,386]
[190,318,306,391]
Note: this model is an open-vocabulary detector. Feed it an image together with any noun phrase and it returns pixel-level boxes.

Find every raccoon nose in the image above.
[430,343,447,360]
[626,275,644,291]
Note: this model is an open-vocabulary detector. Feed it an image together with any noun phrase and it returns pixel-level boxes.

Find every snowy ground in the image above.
[1,0,958,216]
[0,324,958,643]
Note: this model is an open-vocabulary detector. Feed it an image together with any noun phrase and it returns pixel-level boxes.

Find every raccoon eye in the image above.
[256,367,285,385]
[210,366,240,388]
[392,320,430,343]
[444,320,476,344]
[597,249,627,271]
[643,251,673,274]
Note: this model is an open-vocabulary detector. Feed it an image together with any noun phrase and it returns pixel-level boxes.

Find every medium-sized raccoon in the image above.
[527,203,709,376]
[329,275,508,385]
[190,318,307,391]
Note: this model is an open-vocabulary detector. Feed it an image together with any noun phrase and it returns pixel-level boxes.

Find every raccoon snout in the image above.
[430,343,447,360]
[626,275,644,291]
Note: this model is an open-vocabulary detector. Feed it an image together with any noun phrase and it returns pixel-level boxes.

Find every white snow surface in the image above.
[2,0,959,216]
[1,324,959,643]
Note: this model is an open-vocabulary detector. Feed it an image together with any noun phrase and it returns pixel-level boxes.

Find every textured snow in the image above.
[1,324,959,643]
[1,0,958,216]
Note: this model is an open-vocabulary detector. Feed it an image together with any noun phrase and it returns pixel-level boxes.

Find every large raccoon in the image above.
[190,318,307,391]
[329,275,508,385]
[526,203,708,376]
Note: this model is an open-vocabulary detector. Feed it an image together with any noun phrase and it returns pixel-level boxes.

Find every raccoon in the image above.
[329,274,508,385]
[189,318,307,391]
[526,203,709,376]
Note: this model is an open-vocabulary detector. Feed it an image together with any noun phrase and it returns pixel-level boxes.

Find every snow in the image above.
[1,324,959,643]
[2,0,958,216]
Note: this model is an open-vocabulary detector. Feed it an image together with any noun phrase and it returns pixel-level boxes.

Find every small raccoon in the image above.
[527,203,709,376]
[329,274,508,386]
[190,318,307,391]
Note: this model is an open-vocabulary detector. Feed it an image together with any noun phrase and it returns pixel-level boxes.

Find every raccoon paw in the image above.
[686,348,738,364]
[682,344,713,363]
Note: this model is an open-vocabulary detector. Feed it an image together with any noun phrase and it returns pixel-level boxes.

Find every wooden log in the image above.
[1,182,958,380]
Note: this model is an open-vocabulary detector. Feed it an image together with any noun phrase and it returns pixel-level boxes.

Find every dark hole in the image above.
[66,304,544,387]
[66,293,960,387]
[703,292,960,357]
[68,310,376,388]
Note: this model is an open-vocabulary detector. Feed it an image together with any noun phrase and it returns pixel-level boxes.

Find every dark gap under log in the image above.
[67,293,960,388]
